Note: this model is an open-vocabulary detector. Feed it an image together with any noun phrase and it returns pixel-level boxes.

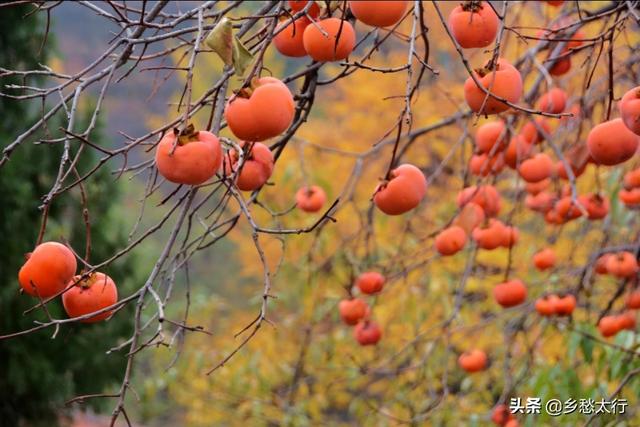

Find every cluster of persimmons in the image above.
[15,3,640,422]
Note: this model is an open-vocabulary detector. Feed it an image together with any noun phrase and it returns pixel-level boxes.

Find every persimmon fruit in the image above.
[349,1,408,28]
[587,118,639,166]
[553,294,576,316]
[224,142,275,191]
[435,225,467,256]
[536,88,567,114]
[619,86,640,135]
[373,164,427,215]
[62,272,118,323]
[458,349,488,373]
[493,279,527,308]
[303,18,356,62]
[448,1,498,48]
[339,298,369,325]
[274,17,310,57]
[533,248,556,271]
[354,321,382,346]
[606,252,638,278]
[155,126,222,185]
[356,271,385,295]
[464,58,523,115]
[296,185,327,212]
[289,0,320,18]
[18,241,77,298]
[518,153,553,183]
[475,120,507,153]
[225,77,295,142]
[626,290,640,309]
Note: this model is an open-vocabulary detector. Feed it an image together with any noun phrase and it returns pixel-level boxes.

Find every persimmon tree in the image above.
[2,1,640,425]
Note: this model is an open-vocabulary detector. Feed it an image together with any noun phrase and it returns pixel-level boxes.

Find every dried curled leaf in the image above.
[205,17,254,76]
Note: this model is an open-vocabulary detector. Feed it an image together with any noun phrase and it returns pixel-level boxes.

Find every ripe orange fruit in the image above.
[518,153,553,183]
[472,220,505,250]
[295,185,327,212]
[620,188,640,208]
[504,136,533,169]
[18,242,77,298]
[519,118,551,144]
[606,252,639,278]
[587,118,639,166]
[349,1,408,28]
[448,1,498,48]
[535,295,558,316]
[155,127,222,185]
[458,349,488,373]
[525,178,551,195]
[594,254,610,275]
[62,272,117,323]
[457,185,501,217]
[500,224,519,248]
[553,294,576,316]
[302,18,356,61]
[491,404,515,426]
[339,298,368,325]
[525,191,556,213]
[356,271,385,295]
[475,120,508,153]
[578,193,609,220]
[533,248,556,271]
[625,290,640,309]
[289,0,320,18]
[536,88,567,114]
[435,225,467,256]
[454,202,486,234]
[464,58,523,114]
[224,142,274,191]
[618,311,636,331]
[354,321,382,346]
[623,168,640,189]
[373,164,427,215]
[554,196,583,222]
[273,17,310,57]
[225,77,295,142]
[598,315,621,338]
[555,159,587,180]
[469,152,505,176]
[493,279,527,308]
[619,86,640,135]
[549,56,571,76]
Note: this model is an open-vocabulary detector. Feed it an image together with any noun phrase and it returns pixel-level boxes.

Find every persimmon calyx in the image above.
[461,0,483,13]
[173,124,200,145]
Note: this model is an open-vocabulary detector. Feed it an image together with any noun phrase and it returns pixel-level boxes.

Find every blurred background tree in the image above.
[0,6,144,426]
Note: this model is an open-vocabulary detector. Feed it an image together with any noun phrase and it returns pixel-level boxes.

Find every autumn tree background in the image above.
[1,1,640,426]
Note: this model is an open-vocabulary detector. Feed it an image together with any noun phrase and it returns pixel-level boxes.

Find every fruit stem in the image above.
[461,0,483,13]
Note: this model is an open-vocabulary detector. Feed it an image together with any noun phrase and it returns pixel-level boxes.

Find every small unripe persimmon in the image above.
[533,248,556,271]
[458,349,488,373]
[606,252,639,278]
[619,86,640,136]
[587,118,639,166]
[354,321,382,346]
[62,272,118,323]
[349,1,409,28]
[296,185,327,213]
[448,1,498,48]
[18,242,77,298]
[338,298,368,325]
[464,58,523,115]
[493,279,527,308]
[303,18,356,62]
[373,164,427,215]
[356,271,385,295]
[435,225,467,256]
